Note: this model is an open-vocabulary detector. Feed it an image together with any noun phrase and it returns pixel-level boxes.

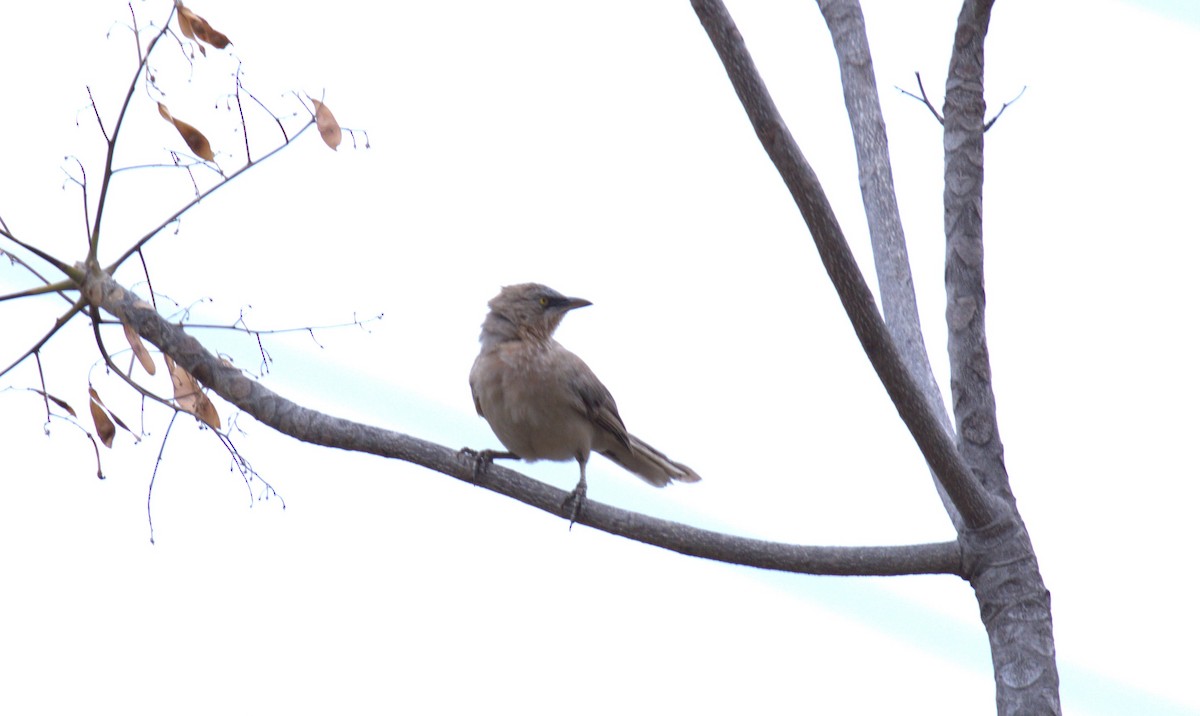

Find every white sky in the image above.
[1,1,1197,713]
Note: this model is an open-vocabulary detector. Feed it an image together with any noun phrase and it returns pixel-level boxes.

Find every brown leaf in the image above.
[311,98,342,150]
[175,1,231,52]
[123,322,157,376]
[176,3,201,54]
[88,388,116,448]
[157,102,215,162]
[31,389,76,417]
[89,387,134,434]
[193,392,221,430]
[164,355,222,430]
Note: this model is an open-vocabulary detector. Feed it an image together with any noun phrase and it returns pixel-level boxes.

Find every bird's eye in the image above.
[538,296,550,307]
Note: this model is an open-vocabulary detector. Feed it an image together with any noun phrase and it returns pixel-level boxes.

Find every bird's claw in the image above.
[561,483,588,529]
[460,447,491,481]
[460,448,519,481]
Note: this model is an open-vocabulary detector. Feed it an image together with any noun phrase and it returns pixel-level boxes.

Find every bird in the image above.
[468,283,700,525]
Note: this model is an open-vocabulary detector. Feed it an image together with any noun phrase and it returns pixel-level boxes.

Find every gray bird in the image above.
[468,283,700,524]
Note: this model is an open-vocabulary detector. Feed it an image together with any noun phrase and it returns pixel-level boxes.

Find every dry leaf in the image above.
[193,393,221,430]
[89,388,116,448]
[311,98,342,150]
[176,3,202,55]
[157,102,215,161]
[164,355,222,430]
[175,1,231,52]
[89,387,134,433]
[123,322,157,376]
[31,389,76,417]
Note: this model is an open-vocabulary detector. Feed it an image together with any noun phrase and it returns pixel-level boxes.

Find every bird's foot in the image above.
[459,448,518,481]
[561,482,588,530]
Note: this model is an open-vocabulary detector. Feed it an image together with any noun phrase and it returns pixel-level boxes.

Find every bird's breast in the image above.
[470,343,592,462]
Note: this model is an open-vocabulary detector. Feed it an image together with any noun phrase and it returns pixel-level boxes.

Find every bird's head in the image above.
[481,283,592,344]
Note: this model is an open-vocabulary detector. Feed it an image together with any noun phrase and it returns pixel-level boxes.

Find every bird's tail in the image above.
[600,435,701,488]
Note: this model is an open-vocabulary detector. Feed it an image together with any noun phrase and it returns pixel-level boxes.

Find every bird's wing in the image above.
[468,358,486,417]
[565,354,631,451]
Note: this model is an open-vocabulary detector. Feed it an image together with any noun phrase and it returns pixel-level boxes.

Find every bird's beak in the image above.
[562,297,592,311]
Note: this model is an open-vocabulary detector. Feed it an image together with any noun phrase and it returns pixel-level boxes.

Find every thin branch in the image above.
[88,268,964,578]
[128,2,142,65]
[147,411,178,544]
[87,304,173,413]
[60,156,95,245]
[86,86,110,144]
[108,313,384,335]
[0,279,78,303]
[897,71,944,124]
[0,223,75,276]
[137,248,157,310]
[112,159,223,177]
[0,259,76,304]
[690,0,1002,529]
[984,85,1026,131]
[234,65,252,164]
[235,70,290,144]
[89,4,179,262]
[105,121,316,273]
[0,297,88,381]
[35,353,51,421]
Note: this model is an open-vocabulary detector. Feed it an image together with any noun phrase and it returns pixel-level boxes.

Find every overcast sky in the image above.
[2,1,1197,714]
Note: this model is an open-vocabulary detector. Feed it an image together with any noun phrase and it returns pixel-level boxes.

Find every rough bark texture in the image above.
[816,0,965,533]
[943,2,1060,712]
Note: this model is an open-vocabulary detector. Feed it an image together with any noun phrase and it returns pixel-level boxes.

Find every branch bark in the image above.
[816,0,964,531]
[81,267,964,578]
[943,0,1011,502]
[943,2,1060,712]
[689,0,1001,530]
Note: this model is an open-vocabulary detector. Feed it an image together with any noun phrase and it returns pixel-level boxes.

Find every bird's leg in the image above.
[459,448,520,481]
[562,456,589,529]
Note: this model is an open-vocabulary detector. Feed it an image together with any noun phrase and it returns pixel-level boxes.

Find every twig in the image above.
[147,412,178,544]
[111,159,223,177]
[984,85,1026,131]
[137,248,157,310]
[86,86,110,144]
[0,297,87,381]
[896,71,944,124]
[87,304,173,414]
[128,2,142,65]
[89,4,179,261]
[0,257,76,305]
[63,157,94,245]
[106,120,316,272]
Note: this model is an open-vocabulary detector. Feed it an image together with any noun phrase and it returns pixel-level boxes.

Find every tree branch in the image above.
[897,72,945,124]
[0,226,74,276]
[942,0,1010,501]
[817,0,963,530]
[83,267,964,578]
[105,121,315,273]
[689,0,1001,529]
[0,297,88,381]
[88,5,178,263]
[942,4,1060,713]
